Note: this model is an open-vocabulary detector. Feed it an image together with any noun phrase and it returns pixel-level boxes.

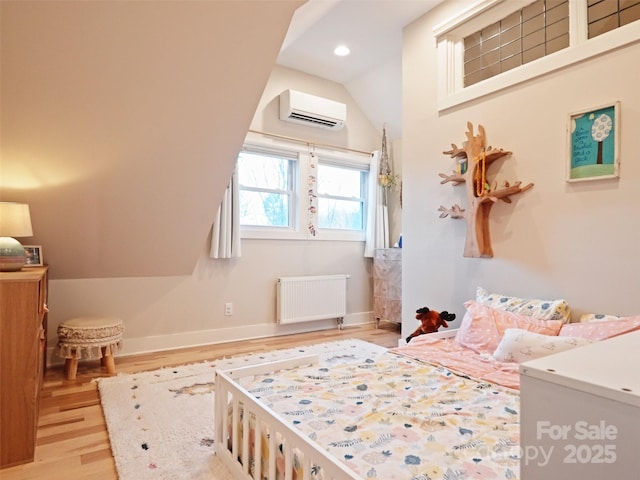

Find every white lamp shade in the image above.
[0,202,33,237]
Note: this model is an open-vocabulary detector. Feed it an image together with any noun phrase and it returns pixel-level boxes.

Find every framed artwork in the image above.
[567,102,620,182]
[23,245,44,267]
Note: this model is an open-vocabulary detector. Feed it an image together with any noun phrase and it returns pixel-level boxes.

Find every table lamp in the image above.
[0,202,34,272]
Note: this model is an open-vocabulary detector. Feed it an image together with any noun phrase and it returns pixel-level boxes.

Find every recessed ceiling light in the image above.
[334,45,350,56]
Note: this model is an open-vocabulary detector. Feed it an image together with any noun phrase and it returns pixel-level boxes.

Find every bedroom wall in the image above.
[251,64,403,244]
[1,0,301,279]
[46,66,384,361]
[400,0,640,339]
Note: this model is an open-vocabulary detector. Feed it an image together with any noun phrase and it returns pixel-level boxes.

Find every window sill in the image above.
[241,228,365,242]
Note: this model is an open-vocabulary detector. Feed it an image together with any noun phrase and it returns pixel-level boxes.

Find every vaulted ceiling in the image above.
[1,0,303,278]
[277,0,444,140]
[1,0,444,278]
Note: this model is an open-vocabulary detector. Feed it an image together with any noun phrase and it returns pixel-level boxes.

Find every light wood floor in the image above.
[1,323,400,480]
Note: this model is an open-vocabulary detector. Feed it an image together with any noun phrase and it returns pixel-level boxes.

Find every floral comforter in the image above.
[241,351,521,480]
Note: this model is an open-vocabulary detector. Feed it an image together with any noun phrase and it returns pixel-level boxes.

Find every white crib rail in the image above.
[214,355,361,480]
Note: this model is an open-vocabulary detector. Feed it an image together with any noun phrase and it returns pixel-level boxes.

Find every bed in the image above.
[214,290,640,480]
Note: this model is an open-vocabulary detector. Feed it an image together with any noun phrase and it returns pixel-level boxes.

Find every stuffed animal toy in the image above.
[405,307,456,343]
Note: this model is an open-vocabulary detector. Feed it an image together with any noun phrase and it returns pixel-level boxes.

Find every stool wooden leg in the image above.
[103,354,116,374]
[66,357,78,380]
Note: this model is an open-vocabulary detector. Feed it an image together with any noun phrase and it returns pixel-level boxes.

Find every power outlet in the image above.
[225,303,233,316]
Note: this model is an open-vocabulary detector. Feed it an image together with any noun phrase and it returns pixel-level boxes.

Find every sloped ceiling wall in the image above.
[1,0,303,279]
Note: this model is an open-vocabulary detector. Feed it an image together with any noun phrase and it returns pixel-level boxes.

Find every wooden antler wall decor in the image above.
[438,122,533,258]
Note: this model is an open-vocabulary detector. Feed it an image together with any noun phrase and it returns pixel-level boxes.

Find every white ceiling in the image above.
[277,0,444,140]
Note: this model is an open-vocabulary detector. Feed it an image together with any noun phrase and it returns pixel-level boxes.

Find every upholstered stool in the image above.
[57,317,124,380]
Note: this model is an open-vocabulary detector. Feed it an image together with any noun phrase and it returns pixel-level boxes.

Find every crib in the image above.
[214,355,361,480]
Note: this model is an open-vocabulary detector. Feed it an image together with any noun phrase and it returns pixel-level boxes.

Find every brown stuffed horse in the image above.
[405,307,456,343]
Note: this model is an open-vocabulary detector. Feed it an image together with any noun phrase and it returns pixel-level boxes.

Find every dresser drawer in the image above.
[374,248,401,261]
[0,266,48,468]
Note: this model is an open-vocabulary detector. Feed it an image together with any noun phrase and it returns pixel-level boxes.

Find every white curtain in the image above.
[364,150,389,257]
[210,166,241,259]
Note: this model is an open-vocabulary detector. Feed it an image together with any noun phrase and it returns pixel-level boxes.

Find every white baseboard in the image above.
[47,311,373,366]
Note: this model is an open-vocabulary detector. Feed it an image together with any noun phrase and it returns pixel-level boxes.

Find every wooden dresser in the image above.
[373,248,402,327]
[0,266,48,468]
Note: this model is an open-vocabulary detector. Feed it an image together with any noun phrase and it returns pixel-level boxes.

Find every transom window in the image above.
[464,0,569,87]
[588,0,640,38]
[435,0,640,110]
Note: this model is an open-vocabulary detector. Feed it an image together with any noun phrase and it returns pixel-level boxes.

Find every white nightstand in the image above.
[373,248,401,327]
[520,330,640,479]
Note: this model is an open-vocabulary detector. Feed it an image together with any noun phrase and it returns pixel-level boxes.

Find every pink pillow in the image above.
[559,316,640,341]
[455,300,563,354]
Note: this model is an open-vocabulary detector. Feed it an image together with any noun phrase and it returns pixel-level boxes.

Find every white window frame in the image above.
[238,144,298,231]
[434,0,640,112]
[239,132,370,242]
[315,157,369,240]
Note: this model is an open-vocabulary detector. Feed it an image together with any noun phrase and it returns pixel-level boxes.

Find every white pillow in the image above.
[492,328,593,363]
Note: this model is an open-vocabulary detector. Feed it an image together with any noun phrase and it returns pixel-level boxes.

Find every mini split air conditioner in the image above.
[279,89,346,130]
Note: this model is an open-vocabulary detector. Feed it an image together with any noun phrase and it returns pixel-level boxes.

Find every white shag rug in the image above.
[97,339,387,480]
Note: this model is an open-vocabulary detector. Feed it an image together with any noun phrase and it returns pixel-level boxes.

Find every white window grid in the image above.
[434,0,640,111]
[239,133,370,242]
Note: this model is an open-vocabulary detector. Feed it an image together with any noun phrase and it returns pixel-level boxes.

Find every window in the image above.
[588,0,640,38]
[435,0,640,110]
[238,135,370,241]
[463,1,569,87]
[317,162,367,231]
[238,148,295,229]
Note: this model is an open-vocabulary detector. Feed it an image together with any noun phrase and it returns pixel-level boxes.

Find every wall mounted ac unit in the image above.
[279,89,346,130]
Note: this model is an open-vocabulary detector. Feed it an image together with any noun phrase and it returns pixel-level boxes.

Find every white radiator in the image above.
[276,274,349,326]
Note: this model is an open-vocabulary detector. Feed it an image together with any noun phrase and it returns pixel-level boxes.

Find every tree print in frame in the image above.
[567,102,620,182]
